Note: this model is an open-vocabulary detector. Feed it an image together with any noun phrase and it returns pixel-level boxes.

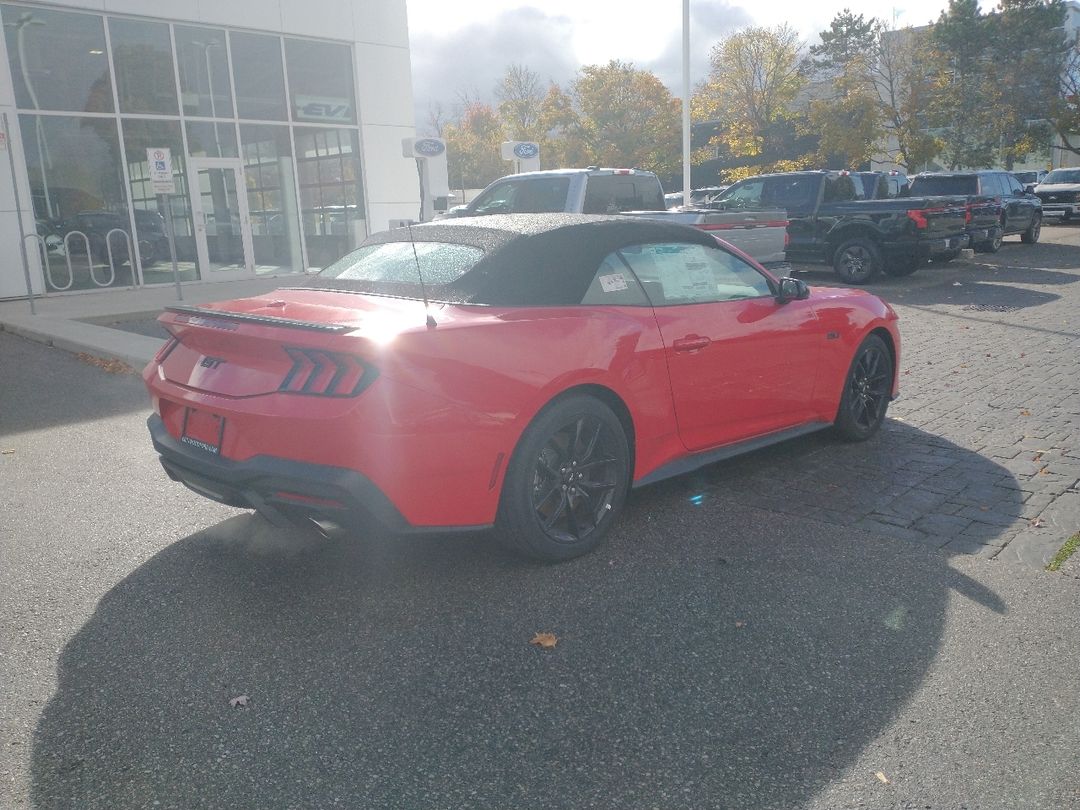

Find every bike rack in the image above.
[63,230,93,291]
[102,227,132,288]
[25,232,72,291]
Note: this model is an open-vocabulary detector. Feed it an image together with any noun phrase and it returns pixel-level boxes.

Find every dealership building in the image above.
[0,0,419,299]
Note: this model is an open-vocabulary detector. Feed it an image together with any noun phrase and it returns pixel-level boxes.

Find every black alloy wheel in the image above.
[834,334,893,441]
[498,395,629,561]
[833,238,882,284]
[1021,213,1041,244]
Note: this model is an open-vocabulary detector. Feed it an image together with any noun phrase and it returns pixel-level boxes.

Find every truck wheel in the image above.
[975,227,1003,253]
[883,254,922,276]
[1020,214,1041,244]
[833,238,882,284]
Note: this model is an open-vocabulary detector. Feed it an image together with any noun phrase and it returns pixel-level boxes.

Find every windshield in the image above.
[910,176,979,195]
[312,241,485,300]
[1042,169,1080,185]
[1013,172,1038,184]
[468,177,571,215]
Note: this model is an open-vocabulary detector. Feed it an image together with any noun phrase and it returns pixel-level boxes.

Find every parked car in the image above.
[442,168,667,217]
[710,170,969,283]
[909,171,1042,252]
[1034,168,1080,221]
[144,214,900,561]
[621,207,789,267]
[1013,169,1048,194]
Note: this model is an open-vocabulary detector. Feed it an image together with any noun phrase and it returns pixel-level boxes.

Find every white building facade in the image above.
[0,0,419,299]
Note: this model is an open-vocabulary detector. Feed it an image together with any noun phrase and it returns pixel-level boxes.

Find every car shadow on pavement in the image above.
[31,425,1012,809]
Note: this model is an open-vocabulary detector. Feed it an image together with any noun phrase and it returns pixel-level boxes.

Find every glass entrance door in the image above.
[189,158,254,279]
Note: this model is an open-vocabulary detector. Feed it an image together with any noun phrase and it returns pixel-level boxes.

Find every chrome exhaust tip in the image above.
[308,517,345,540]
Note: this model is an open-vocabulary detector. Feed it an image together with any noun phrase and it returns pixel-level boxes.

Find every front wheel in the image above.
[1021,213,1041,244]
[833,238,882,284]
[833,334,894,442]
[497,395,630,562]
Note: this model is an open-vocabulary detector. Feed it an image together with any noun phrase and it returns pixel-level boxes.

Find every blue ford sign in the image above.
[414,138,445,157]
[513,142,539,159]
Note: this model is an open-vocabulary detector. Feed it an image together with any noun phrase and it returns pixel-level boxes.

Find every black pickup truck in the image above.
[710,170,969,283]
[908,171,1042,254]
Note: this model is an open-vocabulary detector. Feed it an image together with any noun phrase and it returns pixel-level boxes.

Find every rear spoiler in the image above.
[164,305,353,333]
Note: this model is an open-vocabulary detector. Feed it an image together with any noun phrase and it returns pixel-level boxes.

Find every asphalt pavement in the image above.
[3,324,1080,808]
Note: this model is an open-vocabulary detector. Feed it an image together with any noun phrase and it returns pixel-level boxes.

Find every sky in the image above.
[406,0,953,132]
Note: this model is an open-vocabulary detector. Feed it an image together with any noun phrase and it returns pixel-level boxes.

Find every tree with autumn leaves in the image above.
[435,4,1075,190]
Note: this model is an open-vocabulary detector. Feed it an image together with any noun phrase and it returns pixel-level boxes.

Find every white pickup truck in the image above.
[440,168,788,267]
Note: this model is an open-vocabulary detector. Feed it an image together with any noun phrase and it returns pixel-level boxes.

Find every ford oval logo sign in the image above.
[513,142,539,159]
[414,138,445,157]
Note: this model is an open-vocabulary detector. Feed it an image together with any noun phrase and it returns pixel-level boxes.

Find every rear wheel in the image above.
[833,238,882,284]
[497,395,630,562]
[1021,213,1041,244]
[833,334,893,442]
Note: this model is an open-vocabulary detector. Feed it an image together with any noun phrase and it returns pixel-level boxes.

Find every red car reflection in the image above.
[144,214,900,560]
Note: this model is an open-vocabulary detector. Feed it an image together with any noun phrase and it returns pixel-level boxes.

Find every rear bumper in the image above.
[148,415,491,534]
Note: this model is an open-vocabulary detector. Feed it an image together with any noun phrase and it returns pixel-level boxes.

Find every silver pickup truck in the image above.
[440,168,788,267]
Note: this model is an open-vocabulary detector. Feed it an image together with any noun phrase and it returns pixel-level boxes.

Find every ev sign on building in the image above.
[146,148,175,195]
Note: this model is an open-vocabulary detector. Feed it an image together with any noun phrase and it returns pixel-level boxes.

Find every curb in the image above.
[0,315,164,369]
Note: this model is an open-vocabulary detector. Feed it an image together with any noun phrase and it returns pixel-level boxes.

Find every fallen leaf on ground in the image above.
[76,353,136,375]
[530,632,558,649]
[1,449,14,455]
[1020,410,1031,416]
[1030,517,1045,528]
[229,695,249,708]
[875,771,890,784]
[735,621,746,628]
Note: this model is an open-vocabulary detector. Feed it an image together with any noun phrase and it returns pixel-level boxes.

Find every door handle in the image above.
[673,335,711,353]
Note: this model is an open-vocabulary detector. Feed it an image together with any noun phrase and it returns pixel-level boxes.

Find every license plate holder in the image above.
[181,408,225,455]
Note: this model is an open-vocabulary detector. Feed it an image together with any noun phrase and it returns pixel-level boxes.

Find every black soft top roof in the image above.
[355,214,718,306]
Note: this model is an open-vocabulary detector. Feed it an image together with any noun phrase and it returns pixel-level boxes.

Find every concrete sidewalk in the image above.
[0,277,288,368]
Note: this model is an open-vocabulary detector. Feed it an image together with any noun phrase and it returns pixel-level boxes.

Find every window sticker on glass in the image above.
[598,273,629,293]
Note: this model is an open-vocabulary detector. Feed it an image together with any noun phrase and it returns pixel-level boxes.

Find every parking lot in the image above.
[2,223,1079,809]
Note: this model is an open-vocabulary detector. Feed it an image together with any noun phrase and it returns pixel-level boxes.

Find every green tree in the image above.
[927,0,999,168]
[496,64,545,142]
[693,24,806,160]
[987,0,1068,168]
[540,61,681,175]
[1051,32,1080,157]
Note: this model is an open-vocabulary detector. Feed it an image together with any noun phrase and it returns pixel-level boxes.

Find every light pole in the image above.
[682,0,691,207]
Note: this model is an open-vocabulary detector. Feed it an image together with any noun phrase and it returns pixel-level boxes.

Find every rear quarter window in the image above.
[583,175,664,213]
[910,176,979,196]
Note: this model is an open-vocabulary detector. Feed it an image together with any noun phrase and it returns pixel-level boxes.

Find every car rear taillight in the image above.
[907,209,929,229]
[155,335,179,362]
[278,348,378,397]
[965,206,972,224]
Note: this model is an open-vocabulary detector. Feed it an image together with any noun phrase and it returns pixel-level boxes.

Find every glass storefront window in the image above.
[239,125,303,273]
[108,18,178,115]
[2,4,112,113]
[230,32,286,121]
[186,121,238,159]
[293,127,365,269]
[19,114,129,290]
[122,119,198,283]
[175,26,233,118]
[284,38,356,125]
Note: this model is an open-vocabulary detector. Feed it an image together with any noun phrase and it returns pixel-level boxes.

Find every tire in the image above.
[1021,213,1041,244]
[975,226,1003,253]
[833,238,882,284]
[928,249,960,265]
[833,334,894,442]
[497,394,630,562]
[882,254,922,276]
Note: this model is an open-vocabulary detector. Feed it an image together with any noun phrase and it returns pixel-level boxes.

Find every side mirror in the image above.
[777,276,810,303]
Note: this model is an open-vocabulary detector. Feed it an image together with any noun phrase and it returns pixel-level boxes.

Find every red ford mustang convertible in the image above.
[144,214,900,560]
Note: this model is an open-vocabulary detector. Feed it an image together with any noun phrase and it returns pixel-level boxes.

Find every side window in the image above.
[981,174,1003,197]
[470,182,515,214]
[823,175,859,202]
[618,242,773,306]
[765,176,819,208]
[1005,174,1025,196]
[580,253,650,306]
[716,179,765,210]
[583,176,657,214]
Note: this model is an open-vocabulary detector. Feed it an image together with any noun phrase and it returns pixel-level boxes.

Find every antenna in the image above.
[406,223,437,328]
